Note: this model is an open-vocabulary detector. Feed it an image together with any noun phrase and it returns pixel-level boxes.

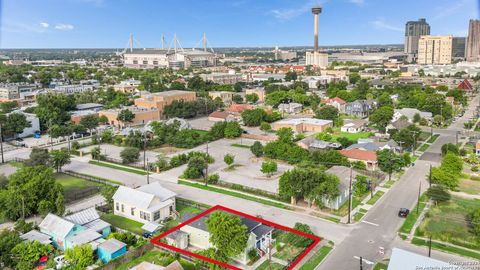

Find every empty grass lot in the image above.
[55,173,102,191]
[415,196,480,251]
[101,213,144,235]
[89,160,147,175]
[299,246,333,270]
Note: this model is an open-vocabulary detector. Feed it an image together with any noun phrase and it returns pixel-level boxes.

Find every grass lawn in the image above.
[458,179,480,195]
[399,194,428,234]
[114,250,196,270]
[418,143,430,152]
[178,180,290,210]
[299,246,333,270]
[150,146,184,155]
[418,131,431,142]
[89,160,148,175]
[231,143,252,149]
[411,237,480,260]
[101,213,144,235]
[331,131,373,142]
[55,173,102,191]
[427,134,440,144]
[353,212,365,221]
[373,262,388,270]
[176,201,203,216]
[415,196,480,251]
[383,180,395,188]
[255,260,285,270]
[274,243,304,261]
[366,191,385,205]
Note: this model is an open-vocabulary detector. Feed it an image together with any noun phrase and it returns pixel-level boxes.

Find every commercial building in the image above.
[208,91,234,105]
[54,84,94,95]
[200,72,243,84]
[467,19,480,62]
[404,18,431,63]
[134,90,197,118]
[114,79,141,93]
[452,37,466,59]
[417,35,453,65]
[0,83,39,102]
[98,106,160,127]
[271,118,333,133]
[123,49,216,69]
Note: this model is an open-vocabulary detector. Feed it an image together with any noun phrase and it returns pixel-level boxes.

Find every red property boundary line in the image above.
[151,205,321,270]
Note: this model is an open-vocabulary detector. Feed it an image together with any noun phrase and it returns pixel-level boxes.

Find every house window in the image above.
[133,60,138,64]
[145,213,150,221]
[115,203,119,211]
[154,211,160,220]
[140,211,144,219]
[121,204,124,212]
[131,207,135,216]
[169,205,173,215]
[143,60,148,65]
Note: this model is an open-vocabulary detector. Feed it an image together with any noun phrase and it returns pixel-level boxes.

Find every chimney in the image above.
[312,6,322,52]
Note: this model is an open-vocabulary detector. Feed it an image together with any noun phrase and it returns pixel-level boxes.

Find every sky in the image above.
[0,0,478,48]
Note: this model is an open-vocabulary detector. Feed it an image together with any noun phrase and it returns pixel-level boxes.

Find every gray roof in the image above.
[66,229,102,247]
[65,207,100,225]
[388,248,450,270]
[347,142,380,152]
[166,230,188,241]
[395,108,432,120]
[251,225,274,238]
[391,118,410,130]
[142,222,162,232]
[83,219,111,232]
[20,230,52,245]
[98,238,126,253]
[75,103,103,110]
[326,166,359,192]
[39,213,75,240]
[113,182,176,210]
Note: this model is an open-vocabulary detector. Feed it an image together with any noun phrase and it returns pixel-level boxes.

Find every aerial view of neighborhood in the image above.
[1,0,480,269]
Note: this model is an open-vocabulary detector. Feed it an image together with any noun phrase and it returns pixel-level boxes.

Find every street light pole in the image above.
[205,140,209,186]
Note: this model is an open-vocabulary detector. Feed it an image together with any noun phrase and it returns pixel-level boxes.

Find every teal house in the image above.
[97,238,127,263]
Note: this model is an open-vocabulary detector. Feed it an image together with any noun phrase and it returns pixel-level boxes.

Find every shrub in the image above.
[247,248,258,262]
[250,141,264,157]
[207,174,220,184]
[120,147,140,164]
[71,141,80,150]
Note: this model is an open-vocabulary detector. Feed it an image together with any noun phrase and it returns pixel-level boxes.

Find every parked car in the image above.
[143,232,153,238]
[398,208,410,218]
[14,138,26,147]
[35,256,48,270]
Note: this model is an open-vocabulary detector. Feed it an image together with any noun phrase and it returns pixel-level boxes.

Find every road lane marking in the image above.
[362,220,379,226]
[353,256,374,265]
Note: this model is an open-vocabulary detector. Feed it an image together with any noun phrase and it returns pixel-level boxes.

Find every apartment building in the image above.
[417,35,453,65]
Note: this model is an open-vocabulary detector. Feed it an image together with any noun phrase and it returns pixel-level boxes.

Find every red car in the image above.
[35,256,48,270]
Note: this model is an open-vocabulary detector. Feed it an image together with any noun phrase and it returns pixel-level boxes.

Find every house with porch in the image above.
[339,149,378,170]
[179,212,274,265]
[322,166,360,210]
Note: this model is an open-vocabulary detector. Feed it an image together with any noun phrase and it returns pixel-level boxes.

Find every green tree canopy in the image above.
[206,211,248,258]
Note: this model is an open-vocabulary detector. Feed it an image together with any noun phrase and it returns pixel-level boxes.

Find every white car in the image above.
[54,255,66,270]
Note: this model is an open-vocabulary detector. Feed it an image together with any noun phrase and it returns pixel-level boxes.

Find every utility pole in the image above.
[0,121,4,164]
[428,236,432,257]
[205,141,209,186]
[348,165,353,224]
[429,164,432,188]
[359,256,363,270]
[146,157,150,184]
[143,131,147,170]
[411,130,419,156]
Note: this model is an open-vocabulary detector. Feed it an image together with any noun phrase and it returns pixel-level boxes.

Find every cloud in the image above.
[55,23,74,30]
[40,22,49,28]
[369,19,403,32]
[432,0,476,21]
[349,0,364,6]
[270,0,324,20]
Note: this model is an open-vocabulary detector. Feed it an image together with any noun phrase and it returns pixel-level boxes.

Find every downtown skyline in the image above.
[0,0,478,48]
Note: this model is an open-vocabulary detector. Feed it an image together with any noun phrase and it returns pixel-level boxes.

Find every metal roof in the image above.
[39,213,75,240]
[141,222,162,233]
[20,230,52,245]
[66,229,102,247]
[98,238,126,253]
[113,182,176,210]
[65,207,101,225]
[83,219,111,232]
[388,248,450,270]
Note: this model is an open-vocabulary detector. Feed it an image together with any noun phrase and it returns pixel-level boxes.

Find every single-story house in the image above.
[225,104,253,116]
[208,111,236,122]
[388,248,450,270]
[278,102,303,114]
[393,108,432,123]
[180,212,274,265]
[65,207,111,238]
[297,137,341,150]
[20,230,52,245]
[97,238,127,263]
[322,97,346,113]
[386,117,410,132]
[272,118,333,133]
[339,149,377,170]
[322,166,360,210]
[112,182,177,224]
[340,119,368,133]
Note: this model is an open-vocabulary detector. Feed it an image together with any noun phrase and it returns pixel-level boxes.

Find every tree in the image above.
[441,152,463,177]
[120,147,140,164]
[376,149,405,180]
[250,141,264,157]
[369,106,394,132]
[224,154,235,167]
[349,72,361,84]
[232,94,243,104]
[413,113,421,123]
[315,105,339,122]
[117,109,135,127]
[91,146,102,160]
[79,115,99,136]
[12,240,52,270]
[170,81,186,90]
[0,101,18,114]
[392,124,421,150]
[0,230,22,268]
[433,114,443,126]
[261,161,277,177]
[276,127,294,143]
[259,122,271,133]
[245,93,259,103]
[316,132,332,141]
[426,185,451,204]
[224,121,242,138]
[285,71,298,82]
[64,244,94,269]
[183,156,207,179]
[470,208,480,237]
[241,108,268,127]
[101,185,118,210]
[28,147,50,167]
[49,148,71,172]
[3,113,31,138]
[101,129,114,143]
[441,143,459,156]
[206,211,248,258]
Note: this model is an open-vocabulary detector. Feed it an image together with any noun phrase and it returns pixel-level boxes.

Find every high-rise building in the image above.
[452,37,466,59]
[417,35,453,65]
[466,19,480,62]
[306,6,328,68]
[404,18,431,63]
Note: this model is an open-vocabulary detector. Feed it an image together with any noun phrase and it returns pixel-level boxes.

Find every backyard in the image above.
[331,131,373,142]
[415,196,480,251]
[55,173,103,202]
[114,249,196,270]
[101,213,144,235]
